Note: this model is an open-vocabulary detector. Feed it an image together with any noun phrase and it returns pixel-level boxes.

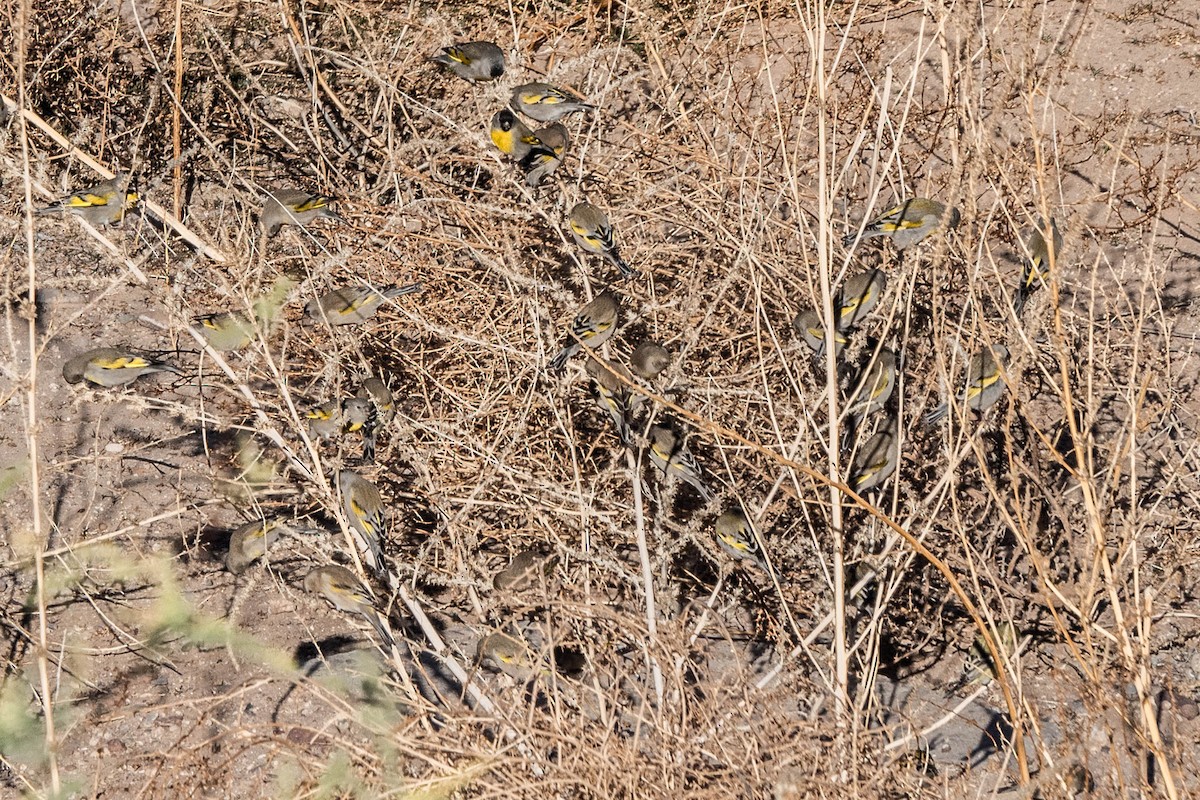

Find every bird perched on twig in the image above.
[585,357,636,447]
[338,470,387,577]
[510,82,594,122]
[568,202,638,280]
[1013,218,1063,313]
[923,344,1010,425]
[714,508,767,572]
[262,189,343,236]
[548,293,620,372]
[304,565,395,649]
[648,425,715,501]
[356,377,394,463]
[842,197,959,250]
[305,283,422,326]
[37,172,138,227]
[430,41,505,83]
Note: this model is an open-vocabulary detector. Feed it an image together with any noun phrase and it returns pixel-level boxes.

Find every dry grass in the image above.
[2,0,1199,796]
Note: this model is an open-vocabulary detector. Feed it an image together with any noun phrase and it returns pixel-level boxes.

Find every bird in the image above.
[489,109,554,163]
[493,549,555,592]
[714,508,767,571]
[630,340,671,381]
[341,398,371,434]
[520,122,569,187]
[848,417,900,493]
[548,293,620,371]
[962,621,1019,687]
[430,41,505,83]
[844,348,898,422]
[262,189,343,236]
[340,397,374,461]
[1013,218,1063,313]
[304,565,394,649]
[356,377,394,463]
[356,377,395,426]
[567,202,638,279]
[792,309,848,359]
[225,518,284,574]
[305,401,343,441]
[305,282,422,326]
[195,310,256,351]
[338,470,386,575]
[585,357,636,446]
[836,269,888,330]
[37,172,138,227]
[842,198,959,250]
[648,425,714,501]
[475,631,541,681]
[509,82,593,122]
[62,347,182,388]
[923,344,1010,425]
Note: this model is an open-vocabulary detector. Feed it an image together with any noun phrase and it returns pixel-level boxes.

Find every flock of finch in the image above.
[35,38,1063,677]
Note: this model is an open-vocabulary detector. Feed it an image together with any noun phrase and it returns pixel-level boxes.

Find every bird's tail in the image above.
[922,402,949,426]
[383,282,423,300]
[609,251,640,280]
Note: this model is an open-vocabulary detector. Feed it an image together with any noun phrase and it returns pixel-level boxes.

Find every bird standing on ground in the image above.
[845,348,898,422]
[836,269,888,330]
[489,109,554,163]
[304,565,395,649]
[493,549,555,592]
[306,402,343,441]
[848,417,900,493]
[793,309,848,359]
[195,311,256,351]
[521,122,569,186]
[476,631,541,681]
[630,341,671,381]
[226,518,285,574]
[63,347,182,387]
